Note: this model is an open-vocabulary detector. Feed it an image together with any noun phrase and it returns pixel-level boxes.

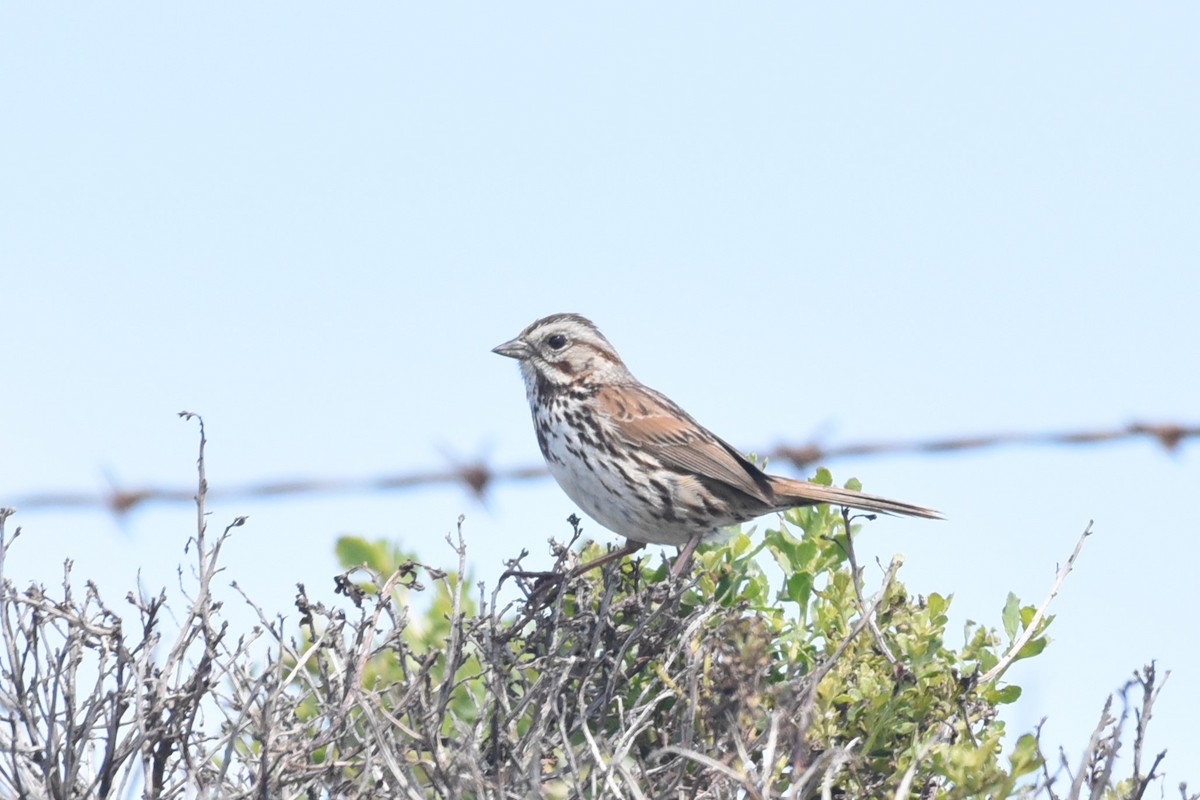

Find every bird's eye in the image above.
[547,334,567,350]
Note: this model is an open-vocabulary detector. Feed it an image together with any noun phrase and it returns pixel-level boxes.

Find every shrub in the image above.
[0,417,1188,798]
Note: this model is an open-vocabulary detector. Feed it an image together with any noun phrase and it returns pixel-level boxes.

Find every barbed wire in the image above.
[3,420,1195,517]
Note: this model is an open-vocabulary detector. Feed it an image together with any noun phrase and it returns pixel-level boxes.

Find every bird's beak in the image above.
[492,337,531,359]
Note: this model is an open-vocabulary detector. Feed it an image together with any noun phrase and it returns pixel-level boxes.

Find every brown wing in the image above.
[596,383,775,504]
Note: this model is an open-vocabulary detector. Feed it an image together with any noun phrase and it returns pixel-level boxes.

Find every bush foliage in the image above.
[0,418,1190,798]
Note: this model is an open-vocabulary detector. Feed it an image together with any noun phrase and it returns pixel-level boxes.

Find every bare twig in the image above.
[840,506,898,666]
[980,521,1093,685]
[894,722,952,800]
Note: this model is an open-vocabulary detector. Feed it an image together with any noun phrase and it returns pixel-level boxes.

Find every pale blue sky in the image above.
[3,3,1198,778]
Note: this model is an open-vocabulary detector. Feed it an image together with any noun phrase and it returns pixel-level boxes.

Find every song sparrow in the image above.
[494,313,940,576]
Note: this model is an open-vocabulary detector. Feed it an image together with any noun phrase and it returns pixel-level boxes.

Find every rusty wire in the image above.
[3,421,1195,517]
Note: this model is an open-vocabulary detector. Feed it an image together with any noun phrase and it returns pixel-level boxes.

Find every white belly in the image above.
[541,427,716,548]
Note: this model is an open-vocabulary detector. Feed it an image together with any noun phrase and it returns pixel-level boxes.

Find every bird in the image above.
[493,313,940,577]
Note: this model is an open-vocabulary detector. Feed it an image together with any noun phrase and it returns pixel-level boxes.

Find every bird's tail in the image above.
[768,476,942,520]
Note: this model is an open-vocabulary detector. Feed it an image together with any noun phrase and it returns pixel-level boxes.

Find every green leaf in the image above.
[1001,592,1020,641]
[1020,603,1038,628]
[1015,636,1049,660]
[336,536,386,572]
[728,531,752,557]
[1008,733,1042,777]
[993,684,1022,704]
[784,572,813,608]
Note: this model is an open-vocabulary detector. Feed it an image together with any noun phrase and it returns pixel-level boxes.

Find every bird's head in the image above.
[493,313,631,392]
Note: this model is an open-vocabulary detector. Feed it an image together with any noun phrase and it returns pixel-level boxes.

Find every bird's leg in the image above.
[503,540,645,609]
[504,540,647,604]
[670,534,704,577]
[568,539,646,579]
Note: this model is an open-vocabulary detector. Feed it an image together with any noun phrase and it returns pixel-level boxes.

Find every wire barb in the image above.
[5,420,1196,518]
